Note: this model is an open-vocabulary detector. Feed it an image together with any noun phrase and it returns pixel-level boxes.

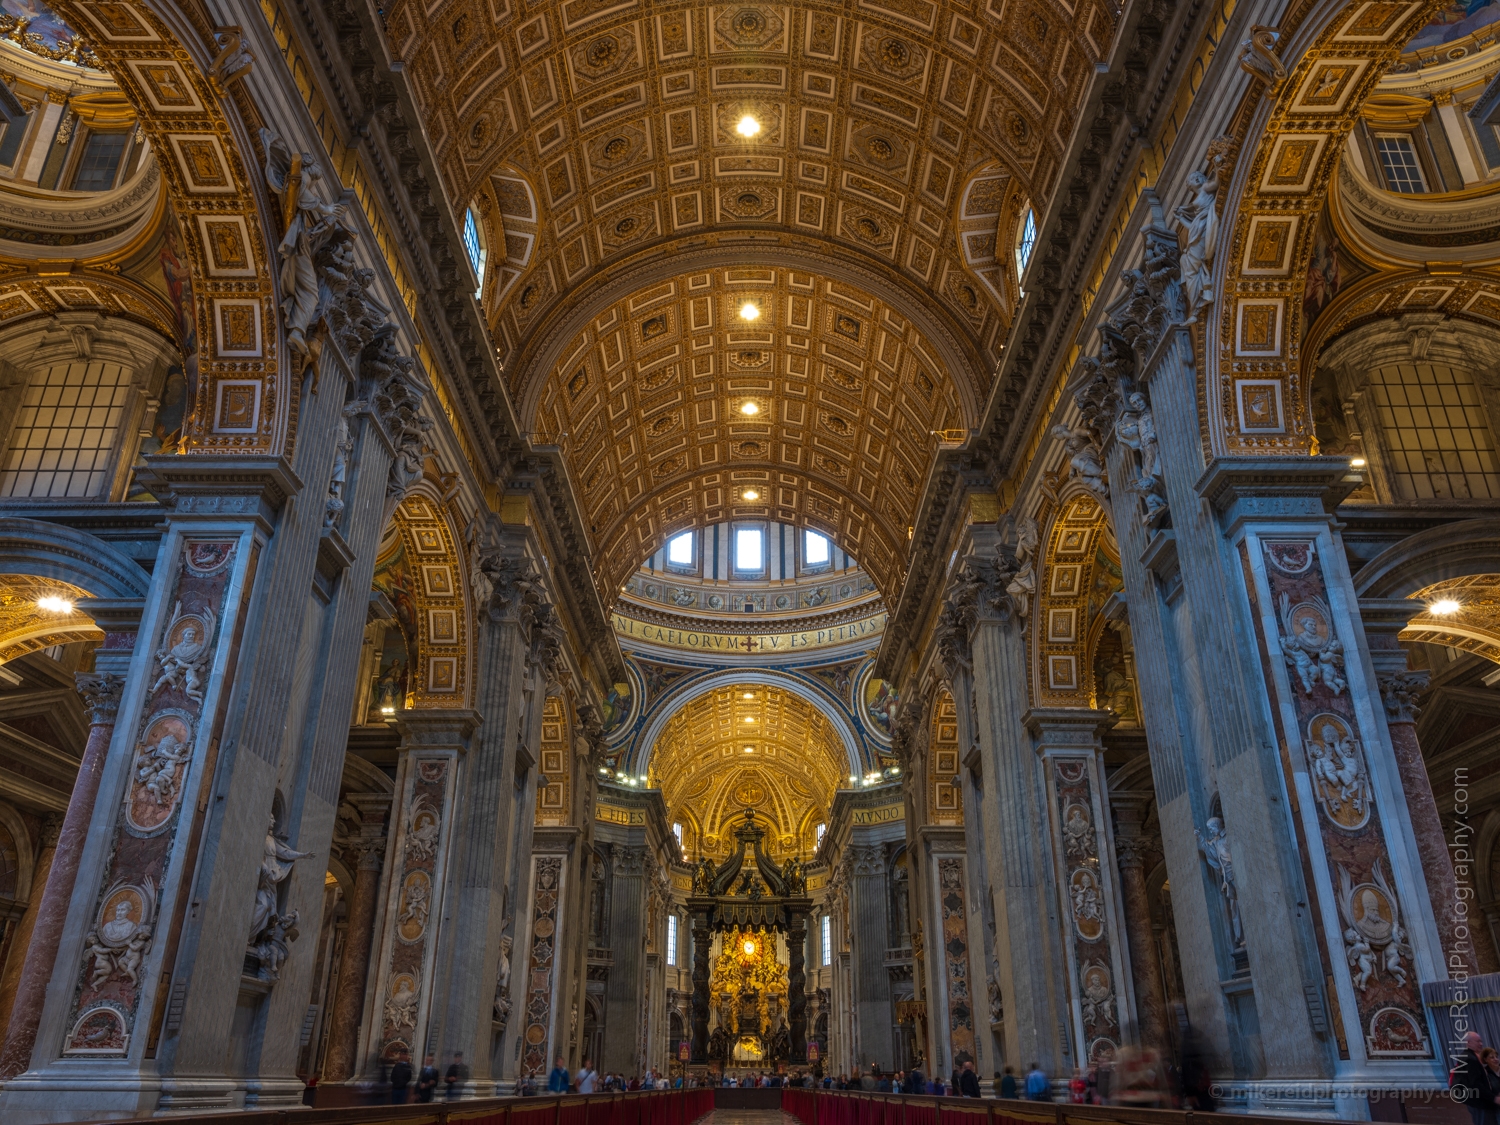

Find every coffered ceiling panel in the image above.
[649,682,845,858]
[532,265,964,594]
[382,0,1114,373]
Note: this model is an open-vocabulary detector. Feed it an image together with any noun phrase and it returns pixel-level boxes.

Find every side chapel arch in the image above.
[47,0,282,453]
[1213,0,1453,457]
[1032,491,1120,707]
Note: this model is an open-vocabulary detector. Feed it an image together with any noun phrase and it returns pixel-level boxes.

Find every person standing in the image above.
[1000,1068,1017,1098]
[576,1057,599,1093]
[960,1061,981,1098]
[1025,1061,1049,1101]
[445,1052,466,1100]
[547,1056,570,1093]
[415,1054,439,1103]
[907,1062,925,1094]
[389,1049,413,1104]
[1452,1032,1499,1125]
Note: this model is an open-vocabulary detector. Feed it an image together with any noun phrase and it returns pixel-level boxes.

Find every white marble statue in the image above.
[1195,816,1243,947]
[1174,153,1224,320]
[249,818,312,948]
[261,128,351,370]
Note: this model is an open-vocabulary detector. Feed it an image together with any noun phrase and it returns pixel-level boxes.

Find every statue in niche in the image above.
[987,961,1004,1025]
[1195,816,1243,947]
[783,855,807,895]
[247,817,312,982]
[1174,152,1225,320]
[493,932,514,1025]
[891,864,912,942]
[588,853,607,941]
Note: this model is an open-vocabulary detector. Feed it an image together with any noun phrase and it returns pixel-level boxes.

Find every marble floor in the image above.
[700,1113,799,1125]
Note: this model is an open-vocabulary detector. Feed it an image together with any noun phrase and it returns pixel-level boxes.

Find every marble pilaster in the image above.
[320,794,391,1083]
[1361,599,1499,977]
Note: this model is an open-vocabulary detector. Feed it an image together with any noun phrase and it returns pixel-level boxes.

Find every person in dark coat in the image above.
[389,1049,413,1104]
[1000,1068,1018,1099]
[907,1065,925,1094]
[416,1054,439,1102]
[1452,1032,1500,1125]
[959,1061,982,1098]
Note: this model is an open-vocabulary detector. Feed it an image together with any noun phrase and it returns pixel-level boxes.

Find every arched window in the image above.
[1015,205,1037,277]
[462,206,486,296]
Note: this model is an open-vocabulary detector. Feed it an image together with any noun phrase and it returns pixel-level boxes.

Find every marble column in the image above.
[0,671,124,1076]
[320,794,391,1083]
[422,543,543,1092]
[1111,816,1169,1051]
[960,536,1072,1076]
[0,814,60,1040]
[1361,600,1499,976]
[788,910,808,1061]
[690,910,710,1063]
[602,845,648,1074]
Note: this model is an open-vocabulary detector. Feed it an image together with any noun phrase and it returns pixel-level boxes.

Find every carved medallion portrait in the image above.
[397,870,432,942]
[1306,713,1371,830]
[1068,867,1105,942]
[127,710,194,832]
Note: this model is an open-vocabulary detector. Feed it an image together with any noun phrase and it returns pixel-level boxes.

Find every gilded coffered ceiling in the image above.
[649,682,846,858]
[533,264,968,595]
[383,0,1114,366]
[0,577,102,663]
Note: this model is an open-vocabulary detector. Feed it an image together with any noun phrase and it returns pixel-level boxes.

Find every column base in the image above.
[1215,1077,1448,1120]
[0,1063,183,1123]
[239,1075,311,1110]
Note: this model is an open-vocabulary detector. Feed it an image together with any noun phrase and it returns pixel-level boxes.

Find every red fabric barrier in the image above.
[907,1101,939,1125]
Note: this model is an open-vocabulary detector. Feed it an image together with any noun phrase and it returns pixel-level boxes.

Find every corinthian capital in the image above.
[1378,670,1430,724]
[75,671,125,726]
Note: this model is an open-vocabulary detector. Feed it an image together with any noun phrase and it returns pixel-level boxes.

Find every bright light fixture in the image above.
[380,705,396,716]
[744,745,754,753]
[738,301,760,321]
[37,596,73,613]
[742,488,760,500]
[743,692,755,699]
[740,400,760,416]
[1431,598,1462,616]
[744,715,756,722]
[743,939,757,955]
[736,115,760,138]
[1350,458,1367,468]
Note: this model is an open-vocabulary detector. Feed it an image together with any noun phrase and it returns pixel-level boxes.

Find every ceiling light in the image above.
[849,774,859,785]
[740,400,760,416]
[1350,458,1366,467]
[599,767,609,775]
[744,745,754,753]
[742,488,760,500]
[1431,598,1462,616]
[37,596,73,613]
[737,115,760,138]
[744,716,756,722]
[743,692,755,699]
[380,704,396,716]
[738,301,760,321]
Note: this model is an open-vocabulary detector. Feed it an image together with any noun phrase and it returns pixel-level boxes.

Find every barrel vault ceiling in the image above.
[382,0,1114,586]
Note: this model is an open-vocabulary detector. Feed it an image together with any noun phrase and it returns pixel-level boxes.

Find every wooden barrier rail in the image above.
[72,1088,716,1125]
[779,1087,1458,1125]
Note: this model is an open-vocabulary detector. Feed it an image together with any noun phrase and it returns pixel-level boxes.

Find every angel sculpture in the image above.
[1174,153,1225,320]
[135,730,191,807]
[1051,424,1110,502]
[151,602,216,703]
[1345,927,1375,990]
[261,128,350,373]
[693,855,718,894]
